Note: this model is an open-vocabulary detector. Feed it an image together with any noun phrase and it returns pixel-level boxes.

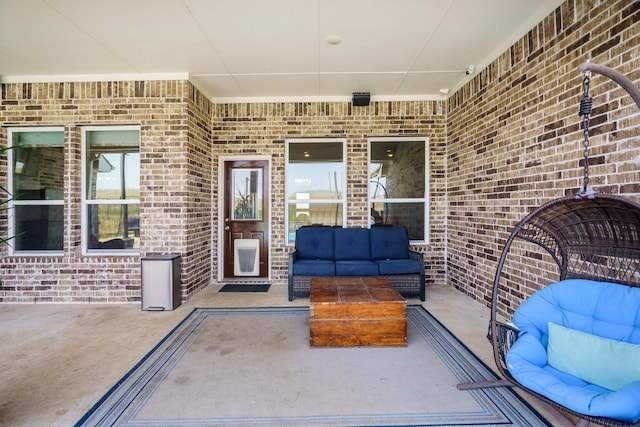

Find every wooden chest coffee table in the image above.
[309,277,407,347]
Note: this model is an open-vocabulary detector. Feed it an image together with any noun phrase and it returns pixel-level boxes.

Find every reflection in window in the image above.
[8,128,65,253]
[369,137,429,242]
[83,127,140,252]
[232,168,263,220]
[285,139,346,243]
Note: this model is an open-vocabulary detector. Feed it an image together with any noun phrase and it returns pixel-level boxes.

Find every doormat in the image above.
[219,284,271,292]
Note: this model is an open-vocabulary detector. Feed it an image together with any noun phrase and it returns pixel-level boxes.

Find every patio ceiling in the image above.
[0,0,564,102]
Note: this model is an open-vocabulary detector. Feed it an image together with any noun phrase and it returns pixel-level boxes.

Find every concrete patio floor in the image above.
[0,283,558,426]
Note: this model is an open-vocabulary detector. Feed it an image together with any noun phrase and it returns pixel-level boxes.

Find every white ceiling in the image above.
[0,0,564,103]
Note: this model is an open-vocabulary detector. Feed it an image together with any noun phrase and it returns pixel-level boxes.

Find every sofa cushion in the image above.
[334,228,370,260]
[335,260,379,276]
[295,227,334,260]
[370,226,409,259]
[292,259,335,276]
[376,259,421,275]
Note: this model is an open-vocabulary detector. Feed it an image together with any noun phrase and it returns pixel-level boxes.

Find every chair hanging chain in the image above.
[577,72,594,198]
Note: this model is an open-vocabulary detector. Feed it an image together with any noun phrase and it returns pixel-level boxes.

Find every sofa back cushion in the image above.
[292,259,335,276]
[295,226,334,260]
[370,226,409,259]
[334,228,370,260]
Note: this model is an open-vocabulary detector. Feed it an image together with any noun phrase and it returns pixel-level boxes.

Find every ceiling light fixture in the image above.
[326,35,342,45]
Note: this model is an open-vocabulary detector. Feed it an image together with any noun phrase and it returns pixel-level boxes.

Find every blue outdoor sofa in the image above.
[287,225,425,301]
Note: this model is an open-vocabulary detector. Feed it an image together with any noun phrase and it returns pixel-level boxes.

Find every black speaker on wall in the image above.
[352,92,370,106]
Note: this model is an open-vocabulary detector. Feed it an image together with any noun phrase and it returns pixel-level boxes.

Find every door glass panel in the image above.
[231,168,263,220]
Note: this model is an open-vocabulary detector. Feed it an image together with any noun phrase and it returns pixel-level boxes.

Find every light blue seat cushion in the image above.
[295,227,334,260]
[334,260,379,276]
[292,259,335,276]
[506,279,640,422]
[547,322,640,391]
[334,228,371,260]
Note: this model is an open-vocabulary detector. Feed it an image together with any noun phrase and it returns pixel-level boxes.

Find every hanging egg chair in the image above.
[459,63,640,427]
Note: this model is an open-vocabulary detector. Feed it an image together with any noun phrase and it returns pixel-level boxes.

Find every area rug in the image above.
[219,284,271,293]
[76,306,551,426]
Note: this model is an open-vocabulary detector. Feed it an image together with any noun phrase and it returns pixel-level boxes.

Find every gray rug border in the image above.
[76,305,552,427]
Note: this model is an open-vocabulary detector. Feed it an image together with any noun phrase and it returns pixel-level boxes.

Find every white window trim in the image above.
[285,137,347,245]
[368,136,430,244]
[7,126,65,256]
[81,125,141,255]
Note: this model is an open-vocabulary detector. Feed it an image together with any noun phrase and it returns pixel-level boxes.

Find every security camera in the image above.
[465,65,475,76]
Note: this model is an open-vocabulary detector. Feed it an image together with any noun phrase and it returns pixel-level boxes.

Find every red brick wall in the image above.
[211,101,447,286]
[0,81,212,302]
[447,0,640,319]
[0,0,637,306]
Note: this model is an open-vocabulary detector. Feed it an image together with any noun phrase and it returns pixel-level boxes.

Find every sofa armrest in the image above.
[408,249,421,260]
[409,249,426,301]
[288,250,298,301]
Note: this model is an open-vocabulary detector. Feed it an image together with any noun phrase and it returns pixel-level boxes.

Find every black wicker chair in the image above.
[460,194,640,427]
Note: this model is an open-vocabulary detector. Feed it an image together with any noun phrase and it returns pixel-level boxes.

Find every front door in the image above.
[223,160,269,278]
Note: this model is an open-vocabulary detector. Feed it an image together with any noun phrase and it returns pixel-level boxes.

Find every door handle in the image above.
[224,226,230,231]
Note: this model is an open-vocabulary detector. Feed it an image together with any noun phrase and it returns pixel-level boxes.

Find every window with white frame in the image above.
[285,138,346,244]
[369,136,429,243]
[82,126,140,253]
[7,127,65,253]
